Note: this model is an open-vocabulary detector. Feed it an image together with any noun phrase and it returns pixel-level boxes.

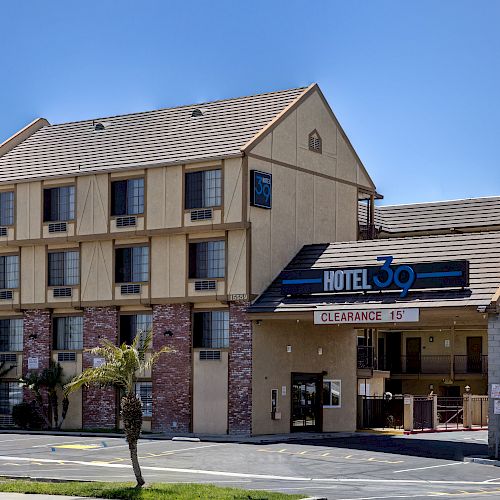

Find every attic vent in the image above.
[94,122,106,131]
[308,130,322,153]
[191,108,206,117]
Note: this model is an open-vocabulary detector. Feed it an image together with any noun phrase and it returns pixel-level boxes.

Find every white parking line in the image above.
[0,455,498,485]
[393,462,466,473]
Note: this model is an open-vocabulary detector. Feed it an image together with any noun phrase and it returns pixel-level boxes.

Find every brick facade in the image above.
[82,306,118,429]
[228,301,252,435]
[22,309,52,374]
[488,313,500,456]
[151,303,191,433]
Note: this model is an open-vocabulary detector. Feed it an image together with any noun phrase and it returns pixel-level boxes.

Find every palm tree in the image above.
[64,330,171,488]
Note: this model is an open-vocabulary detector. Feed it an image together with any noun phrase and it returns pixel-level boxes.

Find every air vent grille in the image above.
[0,415,14,426]
[194,280,216,291]
[199,350,221,361]
[58,352,76,362]
[53,287,72,298]
[48,222,67,233]
[0,290,13,300]
[0,353,17,363]
[190,209,213,221]
[121,284,141,295]
[116,216,137,228]
[0,227,7,237]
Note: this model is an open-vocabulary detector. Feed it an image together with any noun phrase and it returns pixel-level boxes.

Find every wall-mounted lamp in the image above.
[429,336,434,343]
[317,347,323,355]
[465,385,471,393]
[286,345,292,353]
[164,330,173,337]
[255,320,262,326]
[28,334,37,340]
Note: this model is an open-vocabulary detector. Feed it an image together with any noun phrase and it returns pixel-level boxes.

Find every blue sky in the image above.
[1,0,499,204]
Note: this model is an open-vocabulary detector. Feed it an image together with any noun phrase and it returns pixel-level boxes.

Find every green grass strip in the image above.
[0,479,302,499]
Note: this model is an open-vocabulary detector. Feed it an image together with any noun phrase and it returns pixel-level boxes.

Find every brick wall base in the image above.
[82,307,118,429]
[228,301,252,435]
[152,303,191,433]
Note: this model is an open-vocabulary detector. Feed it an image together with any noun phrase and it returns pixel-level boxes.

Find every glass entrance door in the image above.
[291,373,322,432]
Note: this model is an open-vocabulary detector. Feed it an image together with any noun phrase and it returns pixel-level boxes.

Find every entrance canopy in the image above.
[249,231,500,318]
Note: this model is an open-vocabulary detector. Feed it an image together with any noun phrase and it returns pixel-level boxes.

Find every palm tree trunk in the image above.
[121,392,145,487]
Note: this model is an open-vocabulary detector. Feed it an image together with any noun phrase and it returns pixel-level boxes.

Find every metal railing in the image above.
[454,355,488,374]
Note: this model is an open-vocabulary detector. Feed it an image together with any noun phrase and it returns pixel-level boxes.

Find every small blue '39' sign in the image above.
[250,170,272,209]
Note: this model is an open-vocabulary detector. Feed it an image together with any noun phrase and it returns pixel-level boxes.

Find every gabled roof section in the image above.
[249,231,500,314]
[359,196,500,235]
[0,87,308,183]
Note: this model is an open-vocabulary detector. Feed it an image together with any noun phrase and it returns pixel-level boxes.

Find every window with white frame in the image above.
[115,246,149,283]
[185,169,222,209]
[0,192,14,226]
[0,382,23,416]
[189,240,225,279]
[53,316,83,350]
[111,178,144,215]
[193,310,229,348]
[0,319,23,352]
[135,382,152,417]
[0,255,19,289]
[48,251,80,286]
[323,380,341,407]
[120,314,152,345]
[43,186,75,222]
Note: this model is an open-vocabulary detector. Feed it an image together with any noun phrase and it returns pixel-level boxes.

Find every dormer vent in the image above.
[94,121,110,131]
[191,108,206,117]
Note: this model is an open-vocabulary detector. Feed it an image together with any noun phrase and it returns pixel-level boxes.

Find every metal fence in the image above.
[413,396,434,430]
[437,397,463,430]
[358,395,404,429]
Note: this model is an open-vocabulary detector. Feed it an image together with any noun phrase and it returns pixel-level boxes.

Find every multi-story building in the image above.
[0,84,378,433]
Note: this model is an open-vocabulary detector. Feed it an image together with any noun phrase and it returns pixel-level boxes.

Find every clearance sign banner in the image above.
[314,308,420,325]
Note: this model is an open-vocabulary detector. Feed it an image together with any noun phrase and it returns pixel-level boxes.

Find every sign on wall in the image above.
[314,308,419,324]
[281,256,469,298]
[250,170,272,209]
[27,357,39,370]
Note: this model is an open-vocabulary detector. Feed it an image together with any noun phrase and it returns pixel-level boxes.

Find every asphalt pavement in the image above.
[0,431,497,499]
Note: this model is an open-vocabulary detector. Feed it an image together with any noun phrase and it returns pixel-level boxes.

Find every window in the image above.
[43,186,75,222]
[135,382,152,417]
[308,130,322,153]
[48,251,79,286]
[193,311,229,348]
[0,192,14,226]
[323,380,341,408]
[189,241,225,279]
[185,169,222,209]
[0,255,19,289]
[111,178,144,216]
[0,382,22,416]
[53,316,83,350]
[115,246,149,283]
[120,314,152,345]
[0,319,23,352]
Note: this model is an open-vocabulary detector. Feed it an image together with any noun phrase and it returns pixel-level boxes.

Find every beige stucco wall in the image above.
[80,241,114,302]
[192,350,229,434]
[248,88,369,296]
[76,174,109,235]
[16,182,42,240]
[252,319,357,434]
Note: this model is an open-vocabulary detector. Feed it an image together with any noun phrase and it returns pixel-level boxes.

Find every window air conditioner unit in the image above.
[48,222,67,233]
[190,209,213,221]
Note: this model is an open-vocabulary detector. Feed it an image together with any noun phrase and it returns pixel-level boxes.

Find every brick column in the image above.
[151,303,191,433]
[23,309,52,374]
[488,313,500,456]
[82,306,118,429]
[228,301,252,435]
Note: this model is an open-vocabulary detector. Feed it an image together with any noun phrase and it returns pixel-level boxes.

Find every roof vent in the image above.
[191,108,206,118]
[94,121,110,131]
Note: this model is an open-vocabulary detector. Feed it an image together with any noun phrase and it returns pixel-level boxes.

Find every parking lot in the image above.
[0,431,498,499]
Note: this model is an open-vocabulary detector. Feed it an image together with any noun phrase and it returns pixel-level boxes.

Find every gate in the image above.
[437,397,463,430]
[413,396,433,430]
[359,396,404,429]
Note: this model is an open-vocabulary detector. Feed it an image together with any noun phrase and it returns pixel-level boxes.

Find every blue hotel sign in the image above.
[281,256,469,298]
[250,170,272,209]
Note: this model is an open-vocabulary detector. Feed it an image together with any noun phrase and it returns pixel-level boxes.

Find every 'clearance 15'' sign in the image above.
[281,256,469,298]
[314,308,420,325]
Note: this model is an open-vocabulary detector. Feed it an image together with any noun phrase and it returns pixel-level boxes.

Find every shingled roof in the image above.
[359,196,500,236]
[249,231,500,314]
[0,87,308,183]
